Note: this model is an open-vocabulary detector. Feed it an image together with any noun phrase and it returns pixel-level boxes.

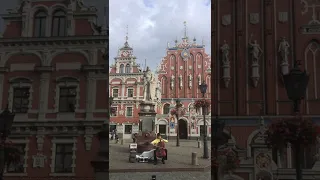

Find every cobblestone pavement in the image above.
[109,140,211,172]
[109,171,211,180]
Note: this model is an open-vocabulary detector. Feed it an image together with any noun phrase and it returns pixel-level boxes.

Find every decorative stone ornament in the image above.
[36,135,44,151]
[84,135,93,151]
[278,12,288,23]
[32,153,47,168]
[221,14,231,26]
[220,40,231,88]
[249,13,260,25]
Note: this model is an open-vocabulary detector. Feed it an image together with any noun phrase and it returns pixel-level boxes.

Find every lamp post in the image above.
[213,117,225,180]
[283,61,309,180]
[0,105,15,180]
[199,81,209,159]
[175,99,181,147]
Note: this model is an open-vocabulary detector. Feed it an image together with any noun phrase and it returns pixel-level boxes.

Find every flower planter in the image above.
[265,117,318,148]
[194,99,211,110]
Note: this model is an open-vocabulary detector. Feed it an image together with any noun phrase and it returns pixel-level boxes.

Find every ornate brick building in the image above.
[156,22,211,139]
[109,33,161,139]
[213,0,320,179]
[0,0,107,179]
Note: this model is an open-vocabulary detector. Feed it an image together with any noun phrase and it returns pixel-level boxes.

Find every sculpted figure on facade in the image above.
[170,75,175,90]
[278,37,290,63]
[188,74,192,89]
[220,40,230,64]
[249,34,263,87]
[155,81,161,102]
[249,35,263,63]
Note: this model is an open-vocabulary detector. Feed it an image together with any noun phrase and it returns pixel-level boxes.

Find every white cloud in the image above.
[109,0,211,71]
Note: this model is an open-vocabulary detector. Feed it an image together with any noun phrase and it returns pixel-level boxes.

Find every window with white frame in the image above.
[125,64,130,73]
[4,138,29,175]
[50,138,77,175]
[52,10,66,37]
[110,106,117,116]
[112,88,119,97]
[6,144,26,173]
[54,77,79,113]
[120,64,125,73]
[127,88,133,97]
[59,87,77,112]
[13,88,30,113]
[124,125,132,134]
[34,10,47,37]
[126,107,133,117]
[8,78,33,113]
[54,144,73,173]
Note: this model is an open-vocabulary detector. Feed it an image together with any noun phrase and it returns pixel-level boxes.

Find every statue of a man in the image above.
[278,37,290,63]
[188,74,192,88]
[170,75,175,89]
[249,35,263,63]
[143,67,153,101]
[220,40,230,64]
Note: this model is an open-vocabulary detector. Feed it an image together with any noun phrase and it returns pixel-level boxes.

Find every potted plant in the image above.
[194,99,211,110]
[265,117,318,148]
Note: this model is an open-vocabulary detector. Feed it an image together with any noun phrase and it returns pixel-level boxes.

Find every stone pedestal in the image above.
[135,101,157,152]
[138,101,157,132]
[91,130,109,180]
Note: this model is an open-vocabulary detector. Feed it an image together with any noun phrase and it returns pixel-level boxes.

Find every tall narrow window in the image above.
[54,144,73,173]
[59,87,77,112]
[52,10,66,36]
[34,11,47,37]
[163,104,170,114]
[120,64,124,73]
[13,87,30,113]
[125,64,130,73]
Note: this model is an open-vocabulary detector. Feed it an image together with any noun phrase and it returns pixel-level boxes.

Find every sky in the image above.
[109,0,211,71]
[0,0,106,33]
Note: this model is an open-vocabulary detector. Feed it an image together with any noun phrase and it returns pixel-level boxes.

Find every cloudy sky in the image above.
[109,0,211,71]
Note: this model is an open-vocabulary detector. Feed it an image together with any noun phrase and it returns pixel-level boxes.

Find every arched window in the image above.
[163,104,170,114]
[125,64,130,73]
[119,64,124,73]
[52,10,66,36]
[34,11,47,37]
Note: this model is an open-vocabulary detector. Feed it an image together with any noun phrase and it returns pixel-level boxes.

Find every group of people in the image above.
[110,129,119,142]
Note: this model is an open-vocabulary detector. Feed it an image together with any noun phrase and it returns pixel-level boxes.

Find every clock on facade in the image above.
[122,51,128,57]
[181,48,190,60]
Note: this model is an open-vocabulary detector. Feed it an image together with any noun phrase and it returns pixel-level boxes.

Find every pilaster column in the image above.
[0,74,4,109]
[38,73,50,120]
[86,72,96,120]
[287,143,292,168]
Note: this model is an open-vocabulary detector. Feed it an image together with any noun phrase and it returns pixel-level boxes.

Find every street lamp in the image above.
[212,116,225,180]
[175,99,181,147]
[0,105,15,179]
[199,81,209,159]
[283,61,309,180]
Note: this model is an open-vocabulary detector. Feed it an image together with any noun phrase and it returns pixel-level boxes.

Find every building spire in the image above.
[126,25,129,42]
[124,25,129,47]
[183,21,187,38]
